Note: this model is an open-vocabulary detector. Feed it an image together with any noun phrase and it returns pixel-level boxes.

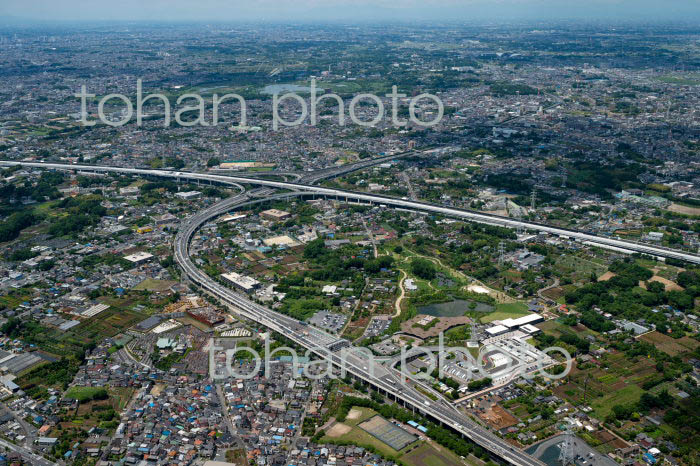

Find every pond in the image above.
[418,299,493,317]
[261,84,323,95]
[525,442,562,466]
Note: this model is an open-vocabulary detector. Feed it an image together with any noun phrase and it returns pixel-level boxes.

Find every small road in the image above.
[215,384,246,452]
[400,172,418,200]
[360,216,378,258]
[100,385,144,462]
[537,278,560,306]
[0,437,58,466]
[393,268,408,318]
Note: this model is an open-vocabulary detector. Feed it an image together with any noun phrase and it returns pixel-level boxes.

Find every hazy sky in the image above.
[2,0,699,22]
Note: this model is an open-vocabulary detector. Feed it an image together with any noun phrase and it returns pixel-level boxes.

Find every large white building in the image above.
[175,191,202,201]
[221,272,261,293]
[123,251,154,264]
[485,314,544,337]
[485,324,509,337]
[501,314,544,330]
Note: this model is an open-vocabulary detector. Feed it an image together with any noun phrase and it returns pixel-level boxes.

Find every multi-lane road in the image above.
[0,436,57,466]
[3,159,699,264]
[174,192,545,466]
[2,157,698,465]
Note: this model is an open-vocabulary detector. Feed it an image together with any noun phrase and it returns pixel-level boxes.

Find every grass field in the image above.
[401,442,475,466]
[591,384,644,419]
[324,408,407,458]
[480,302,529,323]
[554,255,607,283]
[65,386,108,402]
[655,73,700,86]
[133,278,177,292]
[323,408,477,464]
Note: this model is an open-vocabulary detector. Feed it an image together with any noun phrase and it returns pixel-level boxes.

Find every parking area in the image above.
[309,311,348,333]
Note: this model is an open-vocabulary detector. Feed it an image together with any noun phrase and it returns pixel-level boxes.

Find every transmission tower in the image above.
[530,189,537,211]
[498,241,506,266]
[514,206,524,235]
[558,428,576,466]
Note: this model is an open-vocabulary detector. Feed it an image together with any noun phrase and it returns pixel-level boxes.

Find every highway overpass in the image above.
[174,191,546,466]
[3,160,699,264]
[1,159,552,464]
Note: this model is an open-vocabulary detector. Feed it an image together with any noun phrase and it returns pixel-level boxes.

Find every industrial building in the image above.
[221,271,261,293]
[260,209,292,222]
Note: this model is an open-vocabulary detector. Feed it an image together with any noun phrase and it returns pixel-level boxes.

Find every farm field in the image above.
[72,306,147,342]
[590,385,644,419]
[554,255,607,283]
[553,351,656,419]
[639,331,699,356]
[536,319,598,339]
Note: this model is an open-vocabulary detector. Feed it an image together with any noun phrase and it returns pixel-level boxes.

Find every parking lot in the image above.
[309,311,348,333]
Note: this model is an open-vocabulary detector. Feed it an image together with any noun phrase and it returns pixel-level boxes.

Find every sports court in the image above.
[358,415,417,451]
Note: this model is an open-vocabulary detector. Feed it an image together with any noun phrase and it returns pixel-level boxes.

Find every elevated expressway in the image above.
[210,150,418,183]
[3,160,700,264]
[175,191,545,466]
[6,159,692,466]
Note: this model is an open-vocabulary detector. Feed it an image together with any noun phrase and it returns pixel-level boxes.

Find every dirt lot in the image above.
[668,203,700,216]
[597,271,616,281]
[479,404,519,430]
[639,276,683,292]
[327,422,352,437]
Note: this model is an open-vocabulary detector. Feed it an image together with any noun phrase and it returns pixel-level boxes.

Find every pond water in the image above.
[418,299,493,317]
[525,442,562,466]
[261,84,322,95]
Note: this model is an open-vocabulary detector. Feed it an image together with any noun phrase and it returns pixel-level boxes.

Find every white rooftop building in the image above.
[123,252,154,264]
[221,272,261,293]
